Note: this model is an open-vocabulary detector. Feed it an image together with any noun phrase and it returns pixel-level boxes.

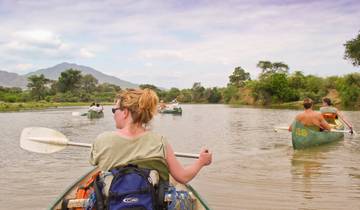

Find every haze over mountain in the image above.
[0,62,138,89]
[0,70,27,88]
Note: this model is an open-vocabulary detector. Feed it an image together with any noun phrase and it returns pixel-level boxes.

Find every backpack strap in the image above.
[93,176,105,210]
[61,198,69,210]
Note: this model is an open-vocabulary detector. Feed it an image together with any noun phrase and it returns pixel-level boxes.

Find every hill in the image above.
[25,62,138,88]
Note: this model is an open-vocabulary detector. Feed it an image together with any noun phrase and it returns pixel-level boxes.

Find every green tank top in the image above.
[89,131,169,180]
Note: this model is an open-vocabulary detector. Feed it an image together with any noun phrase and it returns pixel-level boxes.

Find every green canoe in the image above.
[291,120,344,150]
[87,110,104,119]
[159,107,182,115]
[49,168,210,210]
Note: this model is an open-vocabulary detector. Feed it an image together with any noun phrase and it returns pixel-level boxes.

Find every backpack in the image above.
[106,165,166,210]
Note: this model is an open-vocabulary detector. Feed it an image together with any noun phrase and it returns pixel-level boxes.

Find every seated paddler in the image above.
[89,88,212,183]
[320,97,353,132]
[289,98,331,132]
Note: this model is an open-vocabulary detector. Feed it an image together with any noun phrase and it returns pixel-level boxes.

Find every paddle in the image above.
[72,112,87,116]
[273,126,355,134]
[20,127,199,159]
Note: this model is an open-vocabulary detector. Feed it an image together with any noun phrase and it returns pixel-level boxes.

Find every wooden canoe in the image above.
[49,168,210,210]
[291,120,344,150]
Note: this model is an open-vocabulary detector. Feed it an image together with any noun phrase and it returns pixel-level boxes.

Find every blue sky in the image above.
[0,0,359,88]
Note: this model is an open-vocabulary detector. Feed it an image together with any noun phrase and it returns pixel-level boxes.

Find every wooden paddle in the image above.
[20,127,199,159]
[273,126,355,134]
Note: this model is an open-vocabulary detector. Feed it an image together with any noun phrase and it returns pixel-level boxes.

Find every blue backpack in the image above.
[107,165,165,210]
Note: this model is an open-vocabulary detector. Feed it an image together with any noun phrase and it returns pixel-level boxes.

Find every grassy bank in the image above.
[0,101,113,112]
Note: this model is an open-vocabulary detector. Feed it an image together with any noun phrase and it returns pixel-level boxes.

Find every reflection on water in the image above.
[0,105,360,209]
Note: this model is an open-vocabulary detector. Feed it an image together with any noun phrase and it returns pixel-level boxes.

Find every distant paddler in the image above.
[320,97,353,133]
[158,100,167,110]
[289,98,331,132]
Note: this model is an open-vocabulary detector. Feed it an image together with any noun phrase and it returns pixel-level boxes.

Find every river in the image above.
[0,105,359,209]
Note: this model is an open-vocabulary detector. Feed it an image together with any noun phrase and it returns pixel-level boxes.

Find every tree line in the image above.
[1,31,359,107]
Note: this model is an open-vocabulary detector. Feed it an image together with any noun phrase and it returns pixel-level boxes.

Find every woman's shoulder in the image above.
[143,131,164,140]
[143,131,168,144]
[94,131,119,144]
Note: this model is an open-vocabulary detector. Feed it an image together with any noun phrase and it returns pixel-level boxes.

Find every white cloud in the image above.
[15,63,33,71]
[144,62,153,67]
[0,0,359,87]
[80,48,95,58]
[139,50,185,60]
[14,30,63,49]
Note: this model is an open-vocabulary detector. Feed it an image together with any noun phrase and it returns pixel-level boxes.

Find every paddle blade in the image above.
[274,126,289,132]
[72,112,81,116]
[20,127,69,154]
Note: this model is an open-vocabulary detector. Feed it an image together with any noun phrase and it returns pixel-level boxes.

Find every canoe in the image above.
[159,107,182,115]
[49,168,210,210]
[291,120,344,150]
[87,110,104,119]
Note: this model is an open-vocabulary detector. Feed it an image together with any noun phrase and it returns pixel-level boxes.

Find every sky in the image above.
[0,0,359,88]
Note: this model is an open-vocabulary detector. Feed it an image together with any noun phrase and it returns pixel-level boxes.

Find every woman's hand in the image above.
[198,148,212,166]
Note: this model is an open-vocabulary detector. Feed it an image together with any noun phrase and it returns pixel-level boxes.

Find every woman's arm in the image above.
[165,144,212,184]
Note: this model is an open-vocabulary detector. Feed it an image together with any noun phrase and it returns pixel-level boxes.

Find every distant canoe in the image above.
[49,168,210,210]
[291,120,344,150]
[87,110,104,119]
[159,107,182,115]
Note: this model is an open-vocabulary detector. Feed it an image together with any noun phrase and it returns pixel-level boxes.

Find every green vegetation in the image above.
[142,61,360,109]
[344,31,360,66]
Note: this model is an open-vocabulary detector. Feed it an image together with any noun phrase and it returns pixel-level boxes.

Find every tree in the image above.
[178,89,192,103]
[57,69,82,93]
[97,83,121,92]
[191,82,205,102]
[257,61,289,79]
[206,87,222,103]
[272,62,289,74]
[222,85,239,103]
[288,71,306,89]
[139,84,162,96]
[164,87,180,102]
[27,74,50,100]
[81,74,98,93]
[228,66,251,87]
[344,31,360,66]
[257,61,272,74]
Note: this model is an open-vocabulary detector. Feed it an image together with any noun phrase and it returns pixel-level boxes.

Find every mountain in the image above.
[0,70,28,88]
[25,62,138,88]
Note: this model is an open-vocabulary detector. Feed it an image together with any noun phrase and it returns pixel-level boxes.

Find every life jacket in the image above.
[322,113,337,119]
[62,171,104,210]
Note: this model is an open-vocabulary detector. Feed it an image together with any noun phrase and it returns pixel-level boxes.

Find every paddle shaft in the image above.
[274,127,353,134]
[67,141,200,158]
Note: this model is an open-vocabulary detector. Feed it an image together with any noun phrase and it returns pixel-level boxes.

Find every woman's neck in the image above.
[117,123,146,138]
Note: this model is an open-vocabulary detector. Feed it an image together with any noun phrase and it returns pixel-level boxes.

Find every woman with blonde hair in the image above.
[89,88,212,184]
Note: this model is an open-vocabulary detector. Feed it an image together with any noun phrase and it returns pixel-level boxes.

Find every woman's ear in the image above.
[123,108,130,118]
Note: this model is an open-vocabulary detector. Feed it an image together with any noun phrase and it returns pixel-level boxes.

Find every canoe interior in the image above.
[50,168,210,210]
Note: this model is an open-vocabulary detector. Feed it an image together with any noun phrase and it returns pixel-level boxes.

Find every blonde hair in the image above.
[116,88,159,124]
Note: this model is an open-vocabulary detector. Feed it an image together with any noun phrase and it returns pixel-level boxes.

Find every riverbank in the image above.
[0,101,113,112]
[1,100,358,112]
